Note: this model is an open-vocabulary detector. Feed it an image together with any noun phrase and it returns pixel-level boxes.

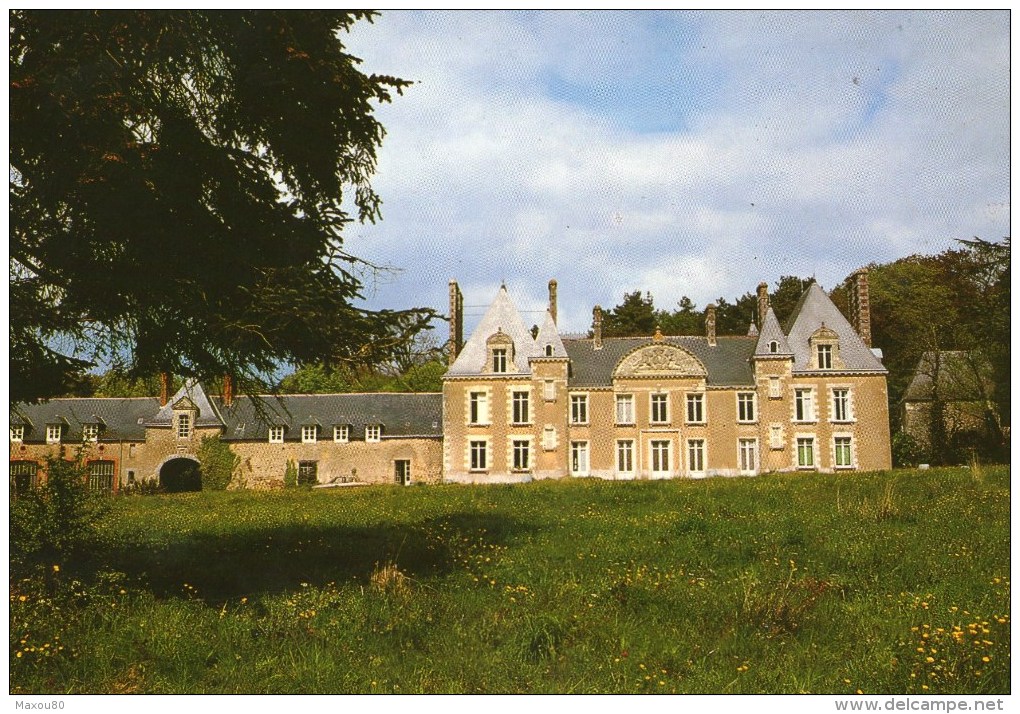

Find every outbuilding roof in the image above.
[11,398,161,442]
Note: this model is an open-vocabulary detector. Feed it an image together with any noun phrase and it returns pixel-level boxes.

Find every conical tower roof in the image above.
[447,285,539,376]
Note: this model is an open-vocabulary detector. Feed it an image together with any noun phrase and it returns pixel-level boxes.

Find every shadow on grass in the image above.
[73,511,534,604]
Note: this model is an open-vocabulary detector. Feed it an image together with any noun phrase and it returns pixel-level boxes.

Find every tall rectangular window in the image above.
[770,424,784,449]
[817,344,833,369]
[268,426,284,443]
[177,414,191,439]
[687,439,705,473]
[544,380,556,401]
[570,441,589,475]
[394,460,412,486]
[615,394,634,425]
[737,393,756,422]
[10,461,38,494]
[794,389,814,422]
[334,425,350,443]
[831,389,851,422]
[650,393,669,424]
[469,440,488,471]
[469,391,488,425]
[834,437,853,468]
[301,425,317,444]
[492,348,508,373]
[651,440,671,473]
[511,391,530,425]
[542,426,557,450]
[686,394,704,424]
[797,437,815,468]
[82,424,99,442]
[570,394,588,425]
[738,439,758,474]
[617,440,634,474]
[88,460,116,492]
[46,424,62,444]
[512,439,531,471]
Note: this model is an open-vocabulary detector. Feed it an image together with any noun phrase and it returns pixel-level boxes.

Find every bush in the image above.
[284,459,298,488]
[891,431,923,467]
[196,435,240,490]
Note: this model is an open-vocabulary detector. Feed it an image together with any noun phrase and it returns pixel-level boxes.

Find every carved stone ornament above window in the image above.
[613,344,707,379]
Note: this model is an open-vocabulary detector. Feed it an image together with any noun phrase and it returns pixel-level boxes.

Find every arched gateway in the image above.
[158,455,202,492]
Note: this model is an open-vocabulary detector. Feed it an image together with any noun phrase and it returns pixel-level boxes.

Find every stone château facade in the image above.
[9,275,891,492]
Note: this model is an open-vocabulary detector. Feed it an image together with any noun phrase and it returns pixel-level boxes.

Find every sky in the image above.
[339,10,1010,338]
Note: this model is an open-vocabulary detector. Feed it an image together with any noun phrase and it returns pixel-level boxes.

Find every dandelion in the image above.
[52,565,60,573]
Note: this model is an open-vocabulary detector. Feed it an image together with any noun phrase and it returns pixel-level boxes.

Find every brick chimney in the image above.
[592,305,603,350]
[705,303,717,347]
[849,269,872,347]
[757,281,769,328]
[448,279,464,365]
[159,372,170,407]
[222,374,234,408]
[548,279,558,324]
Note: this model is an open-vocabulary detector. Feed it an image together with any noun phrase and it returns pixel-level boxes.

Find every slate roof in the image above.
[784,283,886,373]
[534,310,568,359]
[11,398,161,442]
[213,393,443,441]
[754,307,793,357]
[564,336,757,388]
[447,285,540,376]
[147,380,225,428]
[902,351,993,403]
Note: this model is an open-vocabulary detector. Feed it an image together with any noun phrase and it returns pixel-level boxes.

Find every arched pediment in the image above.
[613,343,707,379]
[810,325,839,341]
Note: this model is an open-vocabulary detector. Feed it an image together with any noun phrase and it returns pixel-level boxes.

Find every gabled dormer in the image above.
[485,329,516,374]
[808,324,843,370]
[147,380,226,435]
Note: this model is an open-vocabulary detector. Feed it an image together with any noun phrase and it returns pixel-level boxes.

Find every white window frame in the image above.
[570,393,589,425]
[769,424,784,450]
[650,393,670,425]
[365,425,382,443]
[10,426,24,443]
[738,438,758,475]
[768,377,782,399]
[616,440,634,475]
[833,435,854,469]
[268,426,285,444]
[176,413,191,439]
[511,390,531,425]
[511,439,531,472]
[394,459,412,486]
[615,394,635,425]
[301,425,318,444]
[685,393,705,424]
[830,388,854,423]
[468,391,489,425]
[570,441,590,476]
[469,439,488,472]
[82,423,99,442]
[817,344,833,369]
[687,439,705,475]
[333,425,350,443]
[46,424,62,444]
[737,392,756,423]
[492,348,508,373]
[650,440,671,475]
[542,426,557,451]
[796,436,816,469]
[793,388,815,423]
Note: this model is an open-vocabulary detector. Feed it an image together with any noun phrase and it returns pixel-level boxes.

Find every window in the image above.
[834,437,853,468]
[794,389,814,422]
[333,425,350,443]
[617,440,634,474]
[511,391,530,425]
[88,460,116,492]
[687,439,705,474]
[737,393,756,422]
[651,440,671,474]
[82,424,99,442]
[469,391,488,425]
[831,389,852,422]
[268,426,284,443]
[10,461,38,494]
[817,344,833,369]
[298,461,318,485]
[797,438,815,468]
[10,426,24,442]
[770,424,784,450]
[571,441,589,475]
[543,426,557,450]
[545,344,553,357]
[651,393,669,424]
[738,439,758,474]
[301,425,318,444]
[365,425,382,443]
[615,394,634,424]
[769,341,779,354]
[686,394,704,424]
[469,440,488,471]
[769,377,782,399]
[544,380,556,401]
[492,348,508,373]
[46,424,62,444]
[512,440,531,471]
[570,394,589,425]
[177,414,191,439]
[394,460,412,486]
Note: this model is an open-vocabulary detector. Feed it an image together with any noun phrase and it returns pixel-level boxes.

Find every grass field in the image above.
[9,466,1010,694]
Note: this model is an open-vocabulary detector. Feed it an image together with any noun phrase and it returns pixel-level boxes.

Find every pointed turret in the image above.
[147,379,225,428]
[784,283,885,372]
[447,285,539,376]
[534,310,567,359]
[754,307,793,357]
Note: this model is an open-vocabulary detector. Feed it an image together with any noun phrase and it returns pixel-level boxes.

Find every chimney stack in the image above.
[757,281,769,328]
[849,269,872,347]
[222,374,234,408]
[705,303,717,347]
[548,279,558,324]
[448,279,464,366]
[159,371,170,407]
[592,305,603,350]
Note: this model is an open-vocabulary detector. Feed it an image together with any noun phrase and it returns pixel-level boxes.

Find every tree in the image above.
[10,11,435,404]
[602,291,656,337]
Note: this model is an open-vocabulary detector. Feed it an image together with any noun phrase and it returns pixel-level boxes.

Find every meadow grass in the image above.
[10,466,1009,694]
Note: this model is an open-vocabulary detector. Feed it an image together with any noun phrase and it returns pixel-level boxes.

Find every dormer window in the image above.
[485,329,515,374]
[808,325,841,370]
[545,344,553,357]
[769,341,779,354]
[10,426,24,442]
[817,344,833,369]
[82,424,100,442]
[176,413,191,439]
[301,425,318,444]
[492,348,508,373]
[46,424,62,444]
[268,426,285,444]
[334,425,350,443]
[366,425,382,443]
